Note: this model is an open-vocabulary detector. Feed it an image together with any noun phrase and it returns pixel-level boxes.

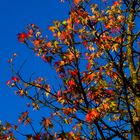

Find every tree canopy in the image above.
[1,0,140,139]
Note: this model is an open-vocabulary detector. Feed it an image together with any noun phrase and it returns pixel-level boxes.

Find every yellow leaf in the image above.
[64,118,69,124]
[48,26,56,32]
[110,101,116,110]
[36,31,41,37]
[45,91,49,97]
[62,20,67,25]
[45,85,50,97]
[58,97,65,104]
[112,43,119,52]
[19,89,24,96]
[53,40,59,48]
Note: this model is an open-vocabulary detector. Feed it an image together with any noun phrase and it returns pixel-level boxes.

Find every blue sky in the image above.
[0,0,69,138]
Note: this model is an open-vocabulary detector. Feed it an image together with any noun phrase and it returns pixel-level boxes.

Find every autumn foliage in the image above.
[2,0,140,139]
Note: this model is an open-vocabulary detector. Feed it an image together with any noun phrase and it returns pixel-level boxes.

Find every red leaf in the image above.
[34,134,41,140]
[12,76,19,82]
[68,79,75,87]
[6,80,11,85]
[86,109,100,122]
[17,32,28,43]
[113,1,119,6]
[85,113,92,123]
[71,69,78,76]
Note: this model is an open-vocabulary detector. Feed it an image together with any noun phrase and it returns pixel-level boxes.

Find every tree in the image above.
[2,0,140,139]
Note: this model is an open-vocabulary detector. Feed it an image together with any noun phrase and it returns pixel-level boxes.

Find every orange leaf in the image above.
[34,39,41,47]
[74,0,81,4]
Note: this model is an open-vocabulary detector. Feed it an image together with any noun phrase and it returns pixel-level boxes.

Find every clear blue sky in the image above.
[0,0,68,138]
